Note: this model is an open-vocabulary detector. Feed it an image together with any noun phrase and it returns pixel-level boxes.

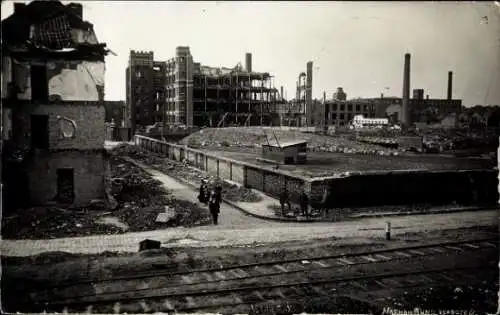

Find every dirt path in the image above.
[1,209,497,257]
[143,166,271,228]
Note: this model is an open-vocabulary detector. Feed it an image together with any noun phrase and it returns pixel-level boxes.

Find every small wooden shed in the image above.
[259,139,308,165]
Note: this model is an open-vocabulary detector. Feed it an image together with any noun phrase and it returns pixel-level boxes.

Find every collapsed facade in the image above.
[2,0,110,209]
[126,47,280,133]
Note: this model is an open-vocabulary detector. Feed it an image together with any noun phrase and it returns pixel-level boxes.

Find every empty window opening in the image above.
[31,115,49,149]
[57,168,75,204]
[31,64,48,102]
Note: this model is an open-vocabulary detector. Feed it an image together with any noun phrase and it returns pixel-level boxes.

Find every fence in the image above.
[134,135,498,207]
[134,135,308,204]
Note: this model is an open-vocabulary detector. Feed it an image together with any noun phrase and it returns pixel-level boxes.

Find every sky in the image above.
[2,1,500,107]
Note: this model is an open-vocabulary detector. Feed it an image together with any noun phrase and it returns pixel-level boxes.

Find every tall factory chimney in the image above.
[402,53,411,127]
[447,71,453,100]
[245,53,252,73]
[281,86,284,101]
[306,61,313,126]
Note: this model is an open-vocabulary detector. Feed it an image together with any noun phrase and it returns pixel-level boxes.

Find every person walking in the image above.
[279,189,292,217]
[209,185,222,225]
[299,190,309,218]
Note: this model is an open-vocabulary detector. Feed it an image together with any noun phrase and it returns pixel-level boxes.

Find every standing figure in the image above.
[209,185,222,225]
[299,190,309,218]
[279,189,292,216]
[320,187,330,218]
[198,180,208,204]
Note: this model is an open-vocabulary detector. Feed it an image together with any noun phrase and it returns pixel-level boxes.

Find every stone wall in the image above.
[135,135,497,208]
[14,104,105,150]
[309,170,498,208]
[28,151,105,206]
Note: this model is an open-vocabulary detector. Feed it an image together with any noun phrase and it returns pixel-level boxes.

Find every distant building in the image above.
[323,99,378,127]
[126,51,166,135]
[104,101,126,125]
[2,0,110,209]
[352,115,389,129]
[126,47,279,131]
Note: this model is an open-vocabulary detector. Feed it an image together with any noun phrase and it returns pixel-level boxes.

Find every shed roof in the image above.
[263,139,308,148]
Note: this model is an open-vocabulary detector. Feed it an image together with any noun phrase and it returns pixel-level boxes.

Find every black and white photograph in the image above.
[1,1,499,314]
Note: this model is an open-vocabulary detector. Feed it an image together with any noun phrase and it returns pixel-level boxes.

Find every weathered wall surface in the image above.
[1,56,13,99]
[12,60,32,100]
[2,108,12,140]
[71,29,99,45]
[6,59,104,101]
[16,104,105,150]
[48,60,105,101]
[309,170,499,208]
[28,151,105,206]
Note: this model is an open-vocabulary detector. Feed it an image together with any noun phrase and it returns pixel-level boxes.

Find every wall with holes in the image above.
[28,151,105,206]
[47,60,105,101]
[15,104,105,150]
[5,58,105,101]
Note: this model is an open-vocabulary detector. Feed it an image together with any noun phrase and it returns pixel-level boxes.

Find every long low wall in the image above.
[134,135,498,208]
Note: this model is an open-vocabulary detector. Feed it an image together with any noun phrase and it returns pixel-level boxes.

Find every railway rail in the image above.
[30,238,497,313]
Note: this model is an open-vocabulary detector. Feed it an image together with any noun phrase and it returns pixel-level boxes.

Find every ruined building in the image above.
[2,0,110,209]
[126,47,279,130]
[126,50,166,135]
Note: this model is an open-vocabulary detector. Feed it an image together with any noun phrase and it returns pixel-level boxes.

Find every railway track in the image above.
[30,238,498,313]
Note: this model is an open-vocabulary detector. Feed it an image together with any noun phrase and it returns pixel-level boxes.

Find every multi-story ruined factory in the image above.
[126,47,280,133]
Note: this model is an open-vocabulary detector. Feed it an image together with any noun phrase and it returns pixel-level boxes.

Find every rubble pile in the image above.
[180,127,406,156]
[1,207,124,239]
[112,144,262,203]
[109,156,211,229]
[2,156,211,240]
[356,136,399,148]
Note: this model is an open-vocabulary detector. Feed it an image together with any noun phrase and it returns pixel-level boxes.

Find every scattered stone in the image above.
[156,206,176,223]
[95,216,129,231]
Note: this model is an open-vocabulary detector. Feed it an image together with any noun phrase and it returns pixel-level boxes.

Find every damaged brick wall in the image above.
[47,60,104,101]
[28,151,105,206]
[15,104,105,150]
[7,58,104,101]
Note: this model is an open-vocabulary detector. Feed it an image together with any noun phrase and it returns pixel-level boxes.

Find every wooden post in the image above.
[385,221,391,241]
[229,162,233,180]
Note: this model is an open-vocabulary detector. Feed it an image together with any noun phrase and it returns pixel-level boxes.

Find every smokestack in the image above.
[447,71,453,100]
[402,53,411,127]
[245,53,252,73]
[426,94,429,100]
[381,93,384,99]
[306,61,313,126]
[281,86,284,101]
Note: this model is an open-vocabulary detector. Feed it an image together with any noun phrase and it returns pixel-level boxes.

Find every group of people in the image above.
[279,187,331,218]
[198,179,222,225]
